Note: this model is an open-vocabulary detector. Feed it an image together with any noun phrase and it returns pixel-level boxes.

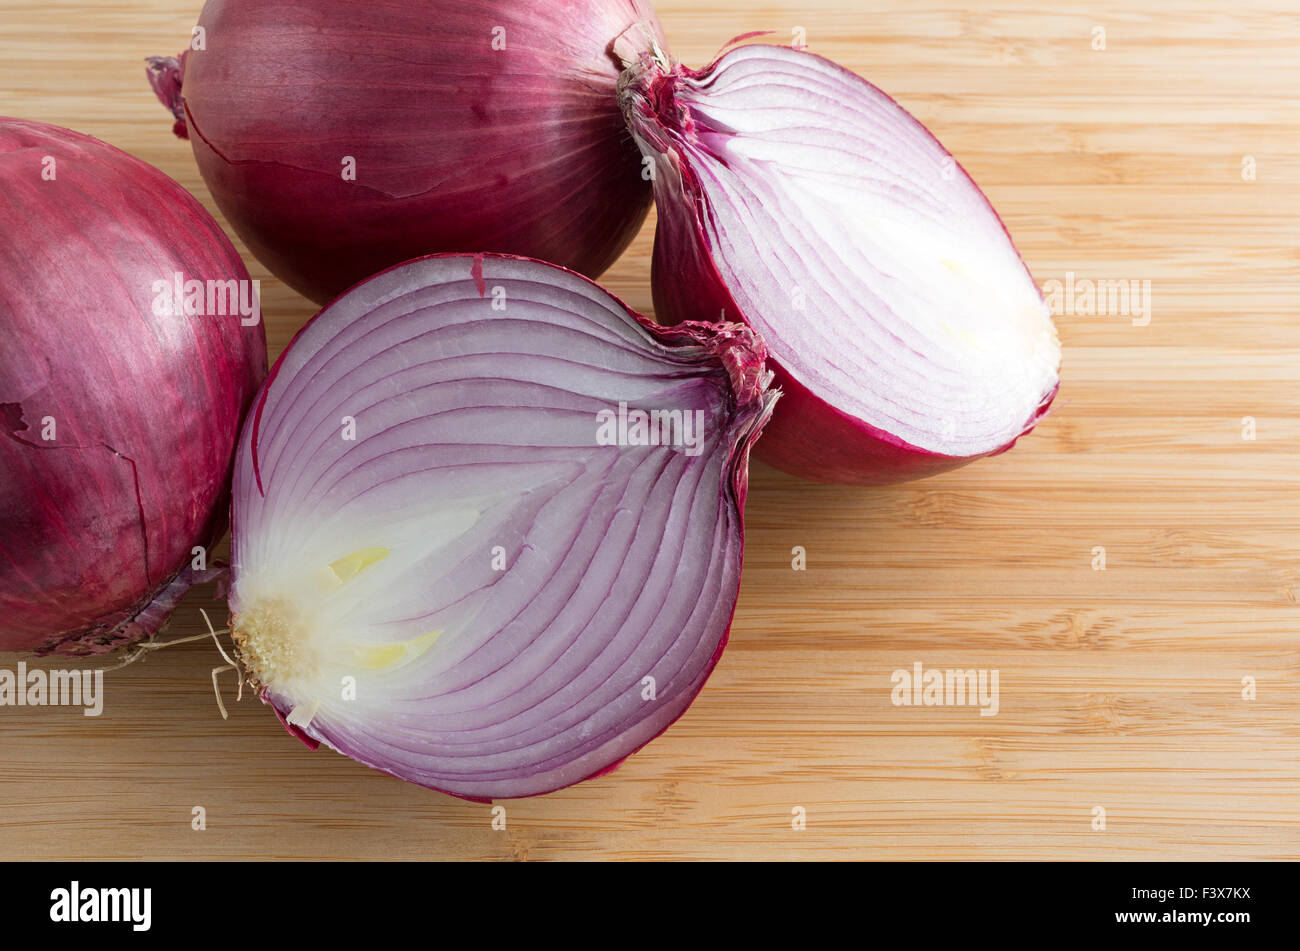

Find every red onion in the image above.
[620,42,1061,484]
[228,253,774,799]
[0,118,267,655]
[149,0,665,304]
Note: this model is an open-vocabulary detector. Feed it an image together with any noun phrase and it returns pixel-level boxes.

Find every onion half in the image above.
[151,0,666,303]
[229,253,775,799]
[0,118,267,654]
[620,43,1061,484]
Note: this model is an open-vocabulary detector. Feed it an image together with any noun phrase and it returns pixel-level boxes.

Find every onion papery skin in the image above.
[0,118,268,655]
[229,253,775,799]
[154,0,665,304]
[621,44,1061,485]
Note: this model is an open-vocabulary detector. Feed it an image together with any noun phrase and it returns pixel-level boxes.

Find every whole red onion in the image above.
[620,43,1061,485]
[149,0,665,304]
[0,118,267,655]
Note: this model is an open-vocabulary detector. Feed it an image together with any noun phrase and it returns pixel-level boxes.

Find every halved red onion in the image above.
[228,253,775,799]
[0,118,267,654]
[619,43,1061,484]
[150,0,666,304]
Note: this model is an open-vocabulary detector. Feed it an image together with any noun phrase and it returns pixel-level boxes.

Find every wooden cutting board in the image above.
[2,0,1298,861]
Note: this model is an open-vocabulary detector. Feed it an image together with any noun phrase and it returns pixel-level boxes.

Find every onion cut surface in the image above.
[151,0,666,303]
[229,254,775,799]
[620,43,1060,484]
[0,118,267,654]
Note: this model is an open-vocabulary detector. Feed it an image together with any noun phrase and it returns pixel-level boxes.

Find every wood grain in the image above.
[1,0,1298,860]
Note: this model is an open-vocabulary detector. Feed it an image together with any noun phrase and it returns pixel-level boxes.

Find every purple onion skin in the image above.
[634,48,1058,485]
[155,0,663,304]
[0,118,267,655]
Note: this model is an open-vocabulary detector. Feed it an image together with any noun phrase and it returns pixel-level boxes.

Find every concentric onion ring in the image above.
[229,253,775,799]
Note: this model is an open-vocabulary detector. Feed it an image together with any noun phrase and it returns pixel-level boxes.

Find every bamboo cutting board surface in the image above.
[2,0,1298,861]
